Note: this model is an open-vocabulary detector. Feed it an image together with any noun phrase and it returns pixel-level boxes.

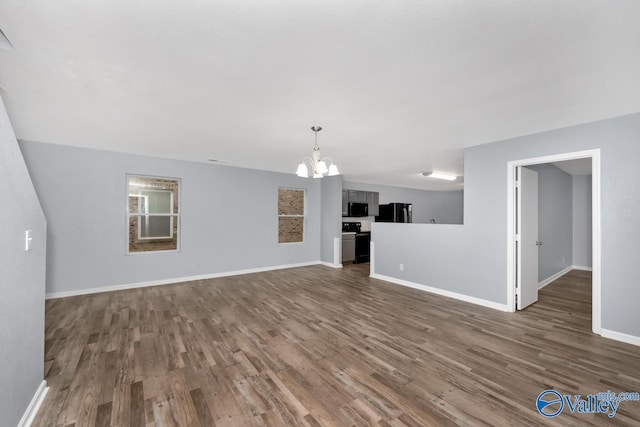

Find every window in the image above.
[278,188,305,243]
[127,175,180,253]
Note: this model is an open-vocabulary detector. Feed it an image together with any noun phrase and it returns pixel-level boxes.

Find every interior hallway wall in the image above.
[573,174,593,269]
[0,98,47,426]
[320,175,342,264]
[525,164,573,283]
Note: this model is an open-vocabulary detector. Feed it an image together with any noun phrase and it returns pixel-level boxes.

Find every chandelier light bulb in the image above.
[316,160,328,175]
[296,162,308,178]
[295,125,341,179]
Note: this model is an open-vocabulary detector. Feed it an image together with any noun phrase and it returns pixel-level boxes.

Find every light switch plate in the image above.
[25,230,33,251]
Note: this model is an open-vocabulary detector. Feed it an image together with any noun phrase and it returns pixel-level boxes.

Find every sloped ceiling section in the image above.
[0,1,638,190]
[0,28,13,50]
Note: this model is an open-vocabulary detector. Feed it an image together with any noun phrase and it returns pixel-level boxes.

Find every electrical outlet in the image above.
[399,263,404,271]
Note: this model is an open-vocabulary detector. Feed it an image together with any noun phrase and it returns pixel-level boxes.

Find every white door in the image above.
[517,167,539,309]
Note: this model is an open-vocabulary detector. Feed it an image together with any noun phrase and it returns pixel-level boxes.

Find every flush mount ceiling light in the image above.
[422,171,457,181]
[296,126,340,179]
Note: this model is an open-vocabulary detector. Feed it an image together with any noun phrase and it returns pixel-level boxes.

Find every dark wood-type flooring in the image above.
[34,265,640,426]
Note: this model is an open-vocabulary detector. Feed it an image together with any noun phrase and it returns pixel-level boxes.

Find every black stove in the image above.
[342,222,370,263]
[342,222,361,233]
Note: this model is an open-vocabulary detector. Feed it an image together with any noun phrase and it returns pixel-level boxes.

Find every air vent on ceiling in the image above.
[0,28,15,50]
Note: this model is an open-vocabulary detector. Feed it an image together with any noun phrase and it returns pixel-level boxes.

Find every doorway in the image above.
[506,149,601,334]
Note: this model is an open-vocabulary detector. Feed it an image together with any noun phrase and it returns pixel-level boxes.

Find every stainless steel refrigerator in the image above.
[375,203,412,223]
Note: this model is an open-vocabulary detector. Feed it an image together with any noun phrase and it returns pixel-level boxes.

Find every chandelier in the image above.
[296,126,340,178]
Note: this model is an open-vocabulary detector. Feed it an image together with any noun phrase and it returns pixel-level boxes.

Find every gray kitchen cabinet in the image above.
[342,232,355,263]
[367,191,379,216]
[347,190,367,203]
[344,189,380,216]
[342,190,348,216]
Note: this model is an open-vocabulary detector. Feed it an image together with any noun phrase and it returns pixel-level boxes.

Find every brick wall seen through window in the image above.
[278,188,305,243]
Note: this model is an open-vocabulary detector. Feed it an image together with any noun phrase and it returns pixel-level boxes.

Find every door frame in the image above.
[506,149,601,334]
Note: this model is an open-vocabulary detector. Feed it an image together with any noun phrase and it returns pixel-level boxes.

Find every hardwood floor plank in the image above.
[190,387,216,426]
[130,381,145,427]
[32,266,640,426]
[110,382,131,427]
[168,368,201,426]
[94,401,112,427]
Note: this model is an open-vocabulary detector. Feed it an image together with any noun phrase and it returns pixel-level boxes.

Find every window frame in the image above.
[126,174,181,254]
[277,187,306,244]
[131,189,175,240]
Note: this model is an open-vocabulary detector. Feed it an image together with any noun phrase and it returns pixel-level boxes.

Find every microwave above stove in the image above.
[347,202,368,217]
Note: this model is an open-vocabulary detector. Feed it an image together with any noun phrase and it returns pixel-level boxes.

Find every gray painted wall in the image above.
[526,164,573,282]
[573,175,593,268]
[0,98,46,426]
[343,181,463,224]
[19,141,322,295]
[320,175,342,264]
[372,113,640,337]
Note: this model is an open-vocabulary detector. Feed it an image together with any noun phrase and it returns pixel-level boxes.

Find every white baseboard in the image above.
[601,329,640,347]
[538,266,573,290]
[18,380,48,427]
[370,273,510,312]
[318,261,343,269]
[46,261,327,299]
[538,265,594,290]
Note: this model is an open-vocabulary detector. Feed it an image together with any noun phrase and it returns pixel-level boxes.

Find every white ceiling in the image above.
[1,1,639,191]
[552,158,592,176]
